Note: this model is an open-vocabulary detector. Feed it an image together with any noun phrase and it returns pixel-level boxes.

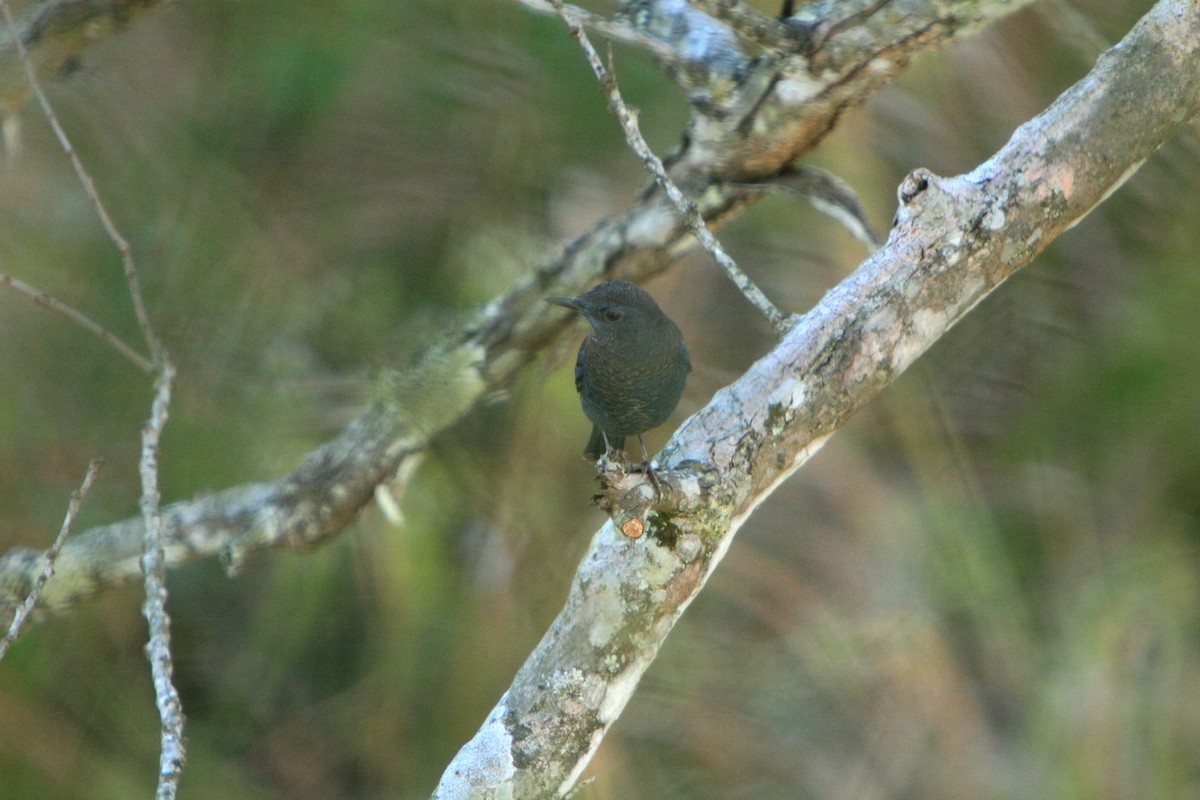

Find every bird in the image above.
[546,280,691,463]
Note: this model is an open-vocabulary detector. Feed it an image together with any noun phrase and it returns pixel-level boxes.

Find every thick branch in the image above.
[433,1,1200,795]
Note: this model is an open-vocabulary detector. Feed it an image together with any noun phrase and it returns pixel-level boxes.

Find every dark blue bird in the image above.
[547,280,691,461]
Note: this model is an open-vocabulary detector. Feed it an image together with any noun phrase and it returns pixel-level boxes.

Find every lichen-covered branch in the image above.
[433,1,1200,795]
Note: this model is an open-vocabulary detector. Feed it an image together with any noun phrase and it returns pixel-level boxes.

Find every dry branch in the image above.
[0,458,102,658]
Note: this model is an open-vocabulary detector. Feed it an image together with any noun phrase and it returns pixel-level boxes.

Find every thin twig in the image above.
[729,165,881,251]
[140,364,184,799]
[0,458,104,660]
[549,0,793,335]
[0,274,155,373]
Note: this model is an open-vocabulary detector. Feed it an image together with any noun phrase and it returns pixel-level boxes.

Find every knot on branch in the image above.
[894,169,1003,240]
[893,167,968,231]
[898,167,936,205]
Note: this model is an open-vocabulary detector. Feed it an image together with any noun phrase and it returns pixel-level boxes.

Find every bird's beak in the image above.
[545,295,584,313]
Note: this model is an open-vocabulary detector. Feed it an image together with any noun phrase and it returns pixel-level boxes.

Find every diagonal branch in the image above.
[0,273,154,372]
[433,0,1200,794]
[0,458,102,659]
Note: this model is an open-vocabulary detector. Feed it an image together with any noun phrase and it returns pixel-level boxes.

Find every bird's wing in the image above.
[573,346,586,394]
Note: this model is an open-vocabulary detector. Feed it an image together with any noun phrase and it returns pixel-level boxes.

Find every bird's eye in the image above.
[603,309,622,322]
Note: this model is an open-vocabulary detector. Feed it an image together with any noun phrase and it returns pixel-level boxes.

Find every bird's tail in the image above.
[584,426,623,461]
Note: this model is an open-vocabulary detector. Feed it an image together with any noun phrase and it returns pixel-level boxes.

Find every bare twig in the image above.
[730,165,881,250]
[0,274,155,373]
[550,0,793,334]
[0,458,103,659]
[139,364,184,799]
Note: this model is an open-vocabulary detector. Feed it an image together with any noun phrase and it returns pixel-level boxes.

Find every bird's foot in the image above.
[626,458,663,499]
[594,449,629,475]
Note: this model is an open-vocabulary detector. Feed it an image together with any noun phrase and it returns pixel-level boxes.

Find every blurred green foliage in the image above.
[2,0,1199,798]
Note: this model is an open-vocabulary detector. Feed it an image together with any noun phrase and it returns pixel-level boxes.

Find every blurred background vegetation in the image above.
[1,0,1198,797]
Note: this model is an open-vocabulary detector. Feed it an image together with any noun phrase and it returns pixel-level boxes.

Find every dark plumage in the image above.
[546,280,691,461]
